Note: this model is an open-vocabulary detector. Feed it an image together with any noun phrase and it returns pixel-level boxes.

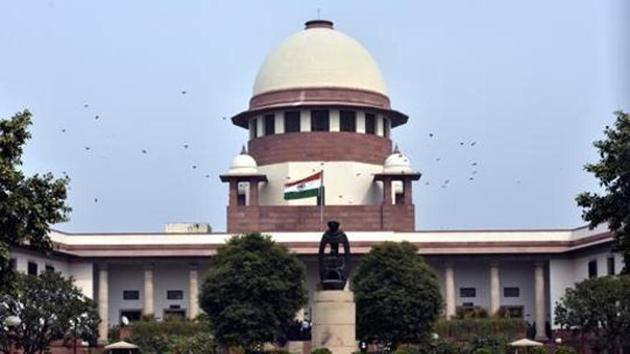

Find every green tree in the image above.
[576,111,630,273]
[351,241,443,348]
[554,275,630,352]
[0,270,100,354]
[199,233,307,350]
[0,110,71,293]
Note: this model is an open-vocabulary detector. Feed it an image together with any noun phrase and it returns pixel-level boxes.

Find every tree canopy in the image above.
[199,233,307,349]
[0,271,100,354]
[0,110,71,293]
[351,241,443,348]
[554,275,630,352]
[576,111,630,273]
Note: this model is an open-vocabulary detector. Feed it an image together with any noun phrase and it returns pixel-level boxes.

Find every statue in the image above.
[318,221,351,290]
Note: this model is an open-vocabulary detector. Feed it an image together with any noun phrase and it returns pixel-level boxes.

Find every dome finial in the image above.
[305,19,334,30]
[240,145,247,155]
[393,144,400,154]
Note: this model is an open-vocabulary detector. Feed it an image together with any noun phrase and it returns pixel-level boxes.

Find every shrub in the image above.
[468,335,509,354]
[434,319,527,342]
[472,349,492,354]
[554,347,576,354]
[429,339,459,354]
[311,348,332,354]
[530,347,548,354]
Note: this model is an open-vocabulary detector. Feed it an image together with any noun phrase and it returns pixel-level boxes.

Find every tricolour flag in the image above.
[284,171,323,200]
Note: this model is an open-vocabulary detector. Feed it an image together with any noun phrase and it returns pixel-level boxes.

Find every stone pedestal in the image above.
[311,290,356,354]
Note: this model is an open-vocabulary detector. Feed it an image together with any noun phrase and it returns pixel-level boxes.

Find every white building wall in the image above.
[68,262,95,299]
[453,263,490,310]
[153,263,191,320]
[499,262,535,321]
[108,264,144,325]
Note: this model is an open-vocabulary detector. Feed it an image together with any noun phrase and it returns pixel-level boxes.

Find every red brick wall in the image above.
[227,204,415,233]
[248,132,392,165]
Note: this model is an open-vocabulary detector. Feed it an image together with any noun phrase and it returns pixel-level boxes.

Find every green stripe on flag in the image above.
[284,188,320,200]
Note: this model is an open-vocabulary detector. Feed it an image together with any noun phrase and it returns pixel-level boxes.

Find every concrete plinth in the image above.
[311,290,356,354]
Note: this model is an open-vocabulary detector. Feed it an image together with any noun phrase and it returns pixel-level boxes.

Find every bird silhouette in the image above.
[429,133,434,137]
[84,147,90,151]
[472,162,478,166]
[183,144,189,149]
[204,174,210,178]
[83,104,89,108]
[222,117,227,121]
[471,142,477,146]
[460,142,464,146]
[94,198,98,203]
[472,171,478,175]
[141,149,147,154]
[95,115,100,120]
[181,90,187,95]
[469,177,474,181]
[61,129,66,133]
[192,165,197,169]
[436,158,441,162]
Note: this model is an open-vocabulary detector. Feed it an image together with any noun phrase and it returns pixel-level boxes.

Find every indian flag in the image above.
[284,171,323,200]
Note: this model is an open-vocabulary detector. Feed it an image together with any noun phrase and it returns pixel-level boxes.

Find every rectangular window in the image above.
[123,290,140,300]
[311,110,330,132]
[27,261,38,276]
[383,118,391,138]
[503,287,520,298]
[340,110,356,132]
[120,310,142,323]
[365,113,376,134]
[45,264,55,272]
[167,290,184,300]
[459,287,476,298]
[461,302,474,307]
[607,257,615,275]
[264,114,275,136]
[284,111,301,133]
[588,260,598,279]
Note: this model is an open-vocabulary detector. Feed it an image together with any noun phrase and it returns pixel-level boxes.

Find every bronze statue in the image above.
[318,221,351,290]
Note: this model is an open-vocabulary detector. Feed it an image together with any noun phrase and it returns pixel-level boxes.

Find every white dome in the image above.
[253,22,388,96]
[228,153,258,175]
[383,150,413,174]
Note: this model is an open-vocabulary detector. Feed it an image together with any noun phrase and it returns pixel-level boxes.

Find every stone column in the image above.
[402,178,413,205]
[248,180,259,206]
[144,265,154,317]
[97,264,108,343]
[534,262,547,340]
[445,264,456,319]
[189,265,199,319]
[382,177,392,205]
[228,180,238,206]
[490,263,500,315]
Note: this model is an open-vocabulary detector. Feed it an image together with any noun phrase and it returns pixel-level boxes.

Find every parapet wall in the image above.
[227,204,414,233]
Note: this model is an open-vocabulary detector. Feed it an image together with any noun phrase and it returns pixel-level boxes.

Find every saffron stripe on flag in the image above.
[285,171,322,187]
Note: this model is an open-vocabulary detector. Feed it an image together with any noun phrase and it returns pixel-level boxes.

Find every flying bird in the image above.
[94,198,98,203]
[181,90,187,95]
[222,116,227,121]
[469,177,474,181]
[95,115,100,120]
[471,142,477,146]
[141,149,147,154]
[84,146,90,151]
[472,162,478,166]
[204,174,210,178]
[472,171,478,175]
[460,142,464,146]
[436,158,441,162]
[429,133,434,137]
[192,165,197,169]
[444,179,450,184]
[183,144,189,149]
[83,103,89,108]
[61,129,66,133]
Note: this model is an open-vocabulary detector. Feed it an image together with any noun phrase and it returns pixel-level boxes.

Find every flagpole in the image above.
[320,169,324,230]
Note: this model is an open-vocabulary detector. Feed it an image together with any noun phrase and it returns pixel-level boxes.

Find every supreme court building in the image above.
[9,19,624,343]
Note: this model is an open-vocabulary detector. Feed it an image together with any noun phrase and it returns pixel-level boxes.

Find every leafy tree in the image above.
[199,233,307,350]
[351,242,443,348]
[0,270,100,354]
[554,275,630,352]
[0,110,71,293]
[576,111,630,273]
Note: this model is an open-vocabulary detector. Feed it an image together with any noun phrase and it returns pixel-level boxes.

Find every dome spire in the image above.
[240,145,247,155]
[393,144,400,154]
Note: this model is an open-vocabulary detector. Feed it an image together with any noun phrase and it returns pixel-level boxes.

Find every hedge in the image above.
[434,318,527,341]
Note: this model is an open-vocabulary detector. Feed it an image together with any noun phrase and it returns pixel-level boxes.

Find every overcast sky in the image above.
[1,1,628,232]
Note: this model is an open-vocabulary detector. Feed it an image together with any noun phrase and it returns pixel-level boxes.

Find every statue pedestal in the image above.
[311,290,356,354]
